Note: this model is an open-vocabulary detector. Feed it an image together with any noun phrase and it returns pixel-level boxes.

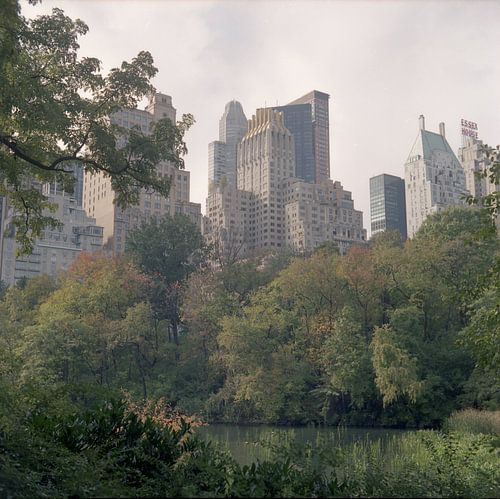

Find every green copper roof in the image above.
[407,129,455,162]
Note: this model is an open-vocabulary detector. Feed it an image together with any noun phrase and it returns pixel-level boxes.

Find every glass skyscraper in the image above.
[370,174,407,240]
[273,103,315,183]
[288,90,331,182]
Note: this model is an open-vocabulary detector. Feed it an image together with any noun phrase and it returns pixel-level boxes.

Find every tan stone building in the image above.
[237,108,295,251]
[283,178,365,254]
[204,183,252,264]
[458,138,498,199]
[84,93,201,254]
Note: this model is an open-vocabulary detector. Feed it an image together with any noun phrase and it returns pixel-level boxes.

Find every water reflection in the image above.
[196,424,408,465]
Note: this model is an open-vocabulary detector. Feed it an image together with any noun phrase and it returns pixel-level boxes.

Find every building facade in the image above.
[208,100,248,189]
[208,140,226,191]
[273,103,315,183]
[237,108,296,251]
[84,93,202,254]
[369,174,407,240]
[288,90,331,182]
[458,138,498,200]
[204,107,366,258]
[404,116,467,238]
[0,189,103,286]
[283,178,366,254]
[204,183,252,264]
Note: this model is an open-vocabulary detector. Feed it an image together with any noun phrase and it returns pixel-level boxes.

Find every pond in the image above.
[196,424,410,464]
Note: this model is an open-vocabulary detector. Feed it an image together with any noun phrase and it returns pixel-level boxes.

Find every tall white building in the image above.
[84,93,201,254]
[404,116,467,237]
[208,100,247,189]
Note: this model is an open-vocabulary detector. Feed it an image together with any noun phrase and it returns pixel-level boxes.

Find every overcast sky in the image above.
[23,0,500,232]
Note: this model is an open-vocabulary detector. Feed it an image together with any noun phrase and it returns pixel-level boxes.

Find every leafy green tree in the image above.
[339,246,384,335]
[460,286,499,381]
[126,214,205,345]
[0,3,193,252]
[18,254,162,396]
[319,308,375,414]
[371,324,423,407]
[214,288,309,423]
[275,249,348,334]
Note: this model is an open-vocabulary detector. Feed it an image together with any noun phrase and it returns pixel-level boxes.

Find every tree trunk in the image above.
[135,346,147,399]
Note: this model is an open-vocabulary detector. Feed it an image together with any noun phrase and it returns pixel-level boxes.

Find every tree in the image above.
[319,308,375,413]
[126,214,205,345]
[0,3,194,252]
[339,245,384,336]
[371,325,423,407]
[18,254,157,393]
[214,288,308,423]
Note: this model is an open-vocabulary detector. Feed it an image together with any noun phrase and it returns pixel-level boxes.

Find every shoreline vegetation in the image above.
[0,394,498,497]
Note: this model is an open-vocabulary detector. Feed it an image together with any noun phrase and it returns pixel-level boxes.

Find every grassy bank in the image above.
[444,408,500,436]
[266,430,500,498]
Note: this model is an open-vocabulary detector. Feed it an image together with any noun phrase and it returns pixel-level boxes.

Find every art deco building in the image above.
[370,174,407,240]
[84,93,201,254]
[204,106,366,258]
[288,90,331,182]
[208,100,247,189]
[0,186,103,286]
[404,116,467,238]
[237,108,296,250]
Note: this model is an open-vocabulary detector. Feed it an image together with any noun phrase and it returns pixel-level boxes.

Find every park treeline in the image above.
[0,207,498,428]
[0,206,499,497]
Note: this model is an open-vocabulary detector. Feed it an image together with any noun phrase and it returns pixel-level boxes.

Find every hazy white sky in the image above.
[23,0,500,229]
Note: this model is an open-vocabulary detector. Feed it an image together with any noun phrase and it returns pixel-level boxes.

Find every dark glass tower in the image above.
[288,90,330,182]
[370,174,407,240]
[273,103,315,182]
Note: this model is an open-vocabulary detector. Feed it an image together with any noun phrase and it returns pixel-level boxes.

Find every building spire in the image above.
[419,114,425,131]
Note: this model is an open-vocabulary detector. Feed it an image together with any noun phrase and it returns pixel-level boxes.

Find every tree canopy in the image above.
[0,1,194,252]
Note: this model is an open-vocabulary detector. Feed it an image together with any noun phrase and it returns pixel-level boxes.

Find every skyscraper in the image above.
[288,90,330,182]
[370,174,407,240]
[238,108,295,250]
[273,103,315,182]
[204,105,366,258]
[208,141,226,190]
[404,116,467,238]
[84,93,201,255]
[208,100,247,189]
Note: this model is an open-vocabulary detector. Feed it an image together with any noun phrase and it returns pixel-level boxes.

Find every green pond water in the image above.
[197,424,409,464]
